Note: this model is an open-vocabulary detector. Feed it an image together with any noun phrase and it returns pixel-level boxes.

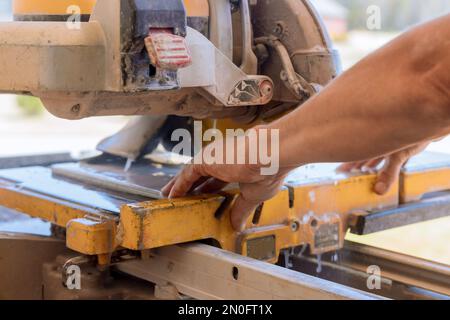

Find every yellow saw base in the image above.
[0,152,449,266]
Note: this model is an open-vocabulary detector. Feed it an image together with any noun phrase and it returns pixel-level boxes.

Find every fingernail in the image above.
[375,182,387,194]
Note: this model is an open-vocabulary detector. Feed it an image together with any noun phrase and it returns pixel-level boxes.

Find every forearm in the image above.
[267,15,450,169]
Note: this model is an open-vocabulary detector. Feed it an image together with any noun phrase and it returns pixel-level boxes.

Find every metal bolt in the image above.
[290,221,300,232]
[71,104,81,114]
[259,80,273,97]
[274,22,286,36]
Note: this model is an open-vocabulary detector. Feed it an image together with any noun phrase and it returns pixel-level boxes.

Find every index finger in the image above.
[168,164,208,198]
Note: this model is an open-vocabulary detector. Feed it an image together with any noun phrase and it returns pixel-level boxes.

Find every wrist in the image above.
[243,125,282,176]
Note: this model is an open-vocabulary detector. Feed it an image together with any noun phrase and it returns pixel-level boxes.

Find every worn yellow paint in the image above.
[121,195,234,251]
[13,0,209,17]
[401,168,450,203]
[288,174,399,253]
[120,192,297,263]
[291,174,399,221]
[66,218,117,256]
[250,189,291,227]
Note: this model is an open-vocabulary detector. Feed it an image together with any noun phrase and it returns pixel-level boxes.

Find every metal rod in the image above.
[114,243,384,300]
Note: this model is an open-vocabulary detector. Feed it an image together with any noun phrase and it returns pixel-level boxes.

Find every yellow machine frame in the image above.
[0,169,398,265]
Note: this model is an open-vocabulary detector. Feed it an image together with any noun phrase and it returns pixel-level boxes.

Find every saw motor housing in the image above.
[5,0,340,122]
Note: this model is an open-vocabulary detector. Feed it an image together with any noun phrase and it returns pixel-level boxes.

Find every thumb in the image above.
[230,194,260,232]
[374,156,405,195]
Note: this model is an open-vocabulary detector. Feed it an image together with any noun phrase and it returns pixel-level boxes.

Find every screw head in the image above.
[274,22,286,36]
[310,219,319,228]
[71,104,81,114]
[259,80,273,97]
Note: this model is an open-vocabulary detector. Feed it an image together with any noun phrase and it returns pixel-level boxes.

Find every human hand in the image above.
[337,142,429,195]
[161,136,288,232]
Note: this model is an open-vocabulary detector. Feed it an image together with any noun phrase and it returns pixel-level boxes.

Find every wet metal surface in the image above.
[52,155,181,199]
[0,166,147,214]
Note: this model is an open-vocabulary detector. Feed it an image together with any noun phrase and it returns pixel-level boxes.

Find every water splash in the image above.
[297,245,307,258]
[283,251,293,269]
[332,252,339,263]
[316,254,323,274]
[124,158,134,172]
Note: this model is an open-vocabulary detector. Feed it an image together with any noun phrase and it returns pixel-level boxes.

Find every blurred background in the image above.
[0,1,449,265]
[0,0,127,157]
